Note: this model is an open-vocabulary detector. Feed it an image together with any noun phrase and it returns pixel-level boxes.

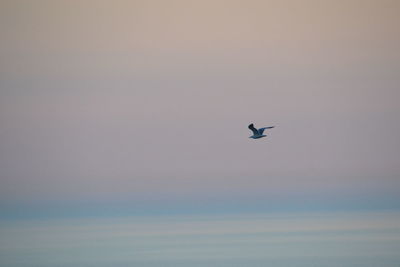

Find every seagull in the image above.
[248,123,275,139]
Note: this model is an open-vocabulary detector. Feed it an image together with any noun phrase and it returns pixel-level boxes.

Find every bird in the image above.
[248,123,275,139]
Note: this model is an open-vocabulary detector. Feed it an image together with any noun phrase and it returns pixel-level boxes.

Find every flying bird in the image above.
[248,123,275,139]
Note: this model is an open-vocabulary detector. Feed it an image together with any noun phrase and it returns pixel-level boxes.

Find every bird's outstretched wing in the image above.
[258,126,275,135]
[248,123,259,135]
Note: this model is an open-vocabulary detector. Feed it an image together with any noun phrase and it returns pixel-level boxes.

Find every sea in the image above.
[1,210,400,267]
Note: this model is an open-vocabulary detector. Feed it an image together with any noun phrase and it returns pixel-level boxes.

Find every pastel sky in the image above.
[1,0,399,217]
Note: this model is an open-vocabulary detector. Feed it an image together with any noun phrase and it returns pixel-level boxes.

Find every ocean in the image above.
[1,210,399,267]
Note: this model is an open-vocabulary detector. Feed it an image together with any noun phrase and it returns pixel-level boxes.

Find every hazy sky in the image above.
[1,0,399,216]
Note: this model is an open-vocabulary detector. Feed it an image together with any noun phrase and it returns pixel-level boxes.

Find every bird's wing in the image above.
[258,126,275,135]
[248,123,259,135]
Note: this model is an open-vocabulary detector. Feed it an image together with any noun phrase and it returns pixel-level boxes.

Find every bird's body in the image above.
[248,123,274,139]
[250,134,266,139]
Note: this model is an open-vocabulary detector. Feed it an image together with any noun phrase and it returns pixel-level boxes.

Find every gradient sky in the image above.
[1,0,399,217]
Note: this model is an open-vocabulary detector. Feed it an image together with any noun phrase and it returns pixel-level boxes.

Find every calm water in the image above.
[1,211,400,267]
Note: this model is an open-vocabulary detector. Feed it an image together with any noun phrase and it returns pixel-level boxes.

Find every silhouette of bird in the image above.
[248,123,275,139]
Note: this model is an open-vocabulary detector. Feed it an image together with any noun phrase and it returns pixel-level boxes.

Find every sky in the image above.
[0,0,400,217]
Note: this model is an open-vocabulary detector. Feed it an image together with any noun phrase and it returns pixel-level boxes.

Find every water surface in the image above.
[1,211,399,267]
